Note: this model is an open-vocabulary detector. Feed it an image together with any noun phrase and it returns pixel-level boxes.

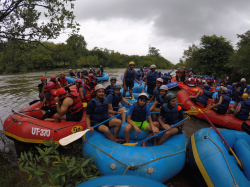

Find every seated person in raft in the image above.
[53,88,84,123]
[107,84,132,122]
[157,93,184,145]
[211,86,230,114]
[124,93,160,147]
[189,84,212,108]
[148,78,163,103]
[86,84,123,143]
[230,93,250,121]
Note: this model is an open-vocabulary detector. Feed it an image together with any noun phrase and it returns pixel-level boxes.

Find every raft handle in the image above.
[128,165,139,170]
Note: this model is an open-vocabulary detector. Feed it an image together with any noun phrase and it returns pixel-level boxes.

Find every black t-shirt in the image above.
[88,82,94,90]
[44,92,51,99]
[38,84,43,93]
[160,105,184,122]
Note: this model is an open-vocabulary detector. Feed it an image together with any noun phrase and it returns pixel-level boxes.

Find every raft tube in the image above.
[177,89,250,131]
[189,128,250,187]
[66,76,76,84]
[3,102,86,144]
[82,122,186,183]
[77,175,167,187]
[97,73,109,82]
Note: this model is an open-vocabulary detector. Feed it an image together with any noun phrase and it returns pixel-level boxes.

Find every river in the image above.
[0,68,211,186]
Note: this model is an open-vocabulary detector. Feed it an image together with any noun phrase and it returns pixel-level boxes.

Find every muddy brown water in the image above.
[0,68,212,186]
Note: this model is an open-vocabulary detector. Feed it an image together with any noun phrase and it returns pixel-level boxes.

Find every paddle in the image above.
[59,113,121,146]
[242,122,250,135]
[123,117,188,146]
[198,109,243,169]
[132,82,144,90]
[12,110,38,120]
[150,107,211,116]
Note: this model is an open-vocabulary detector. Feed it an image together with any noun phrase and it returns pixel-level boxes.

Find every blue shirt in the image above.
[82,86,86,94]
[107,94,114,104]
[128,104,151,116]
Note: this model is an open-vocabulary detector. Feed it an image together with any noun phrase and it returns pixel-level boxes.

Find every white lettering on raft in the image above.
[32,127,50,137]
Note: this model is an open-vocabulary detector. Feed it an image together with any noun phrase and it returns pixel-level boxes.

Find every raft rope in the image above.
[83,132,187,175]
[206,128,238,187]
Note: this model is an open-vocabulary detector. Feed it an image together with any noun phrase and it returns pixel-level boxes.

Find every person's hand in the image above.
[147,101,151,103]
[142,89,145,93]
[135,127,141,134]
[88,127,94,133]
[152,126,159,135]
[54,96,59,103]
[116,111,122,115]
[35,108,40,110]
[128,103,132,106]
[163,124,171,131]
[190,96,193,98]
[139,82,142,85]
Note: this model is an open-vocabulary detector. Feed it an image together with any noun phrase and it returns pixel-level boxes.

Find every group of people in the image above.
[69,65,104,79]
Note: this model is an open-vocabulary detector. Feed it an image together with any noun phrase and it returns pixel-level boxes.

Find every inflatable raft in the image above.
[77,175,167,187]
[3,102,86,144]
[97,73,109,82]
[189,128,250,187]
[82,122,186,183]
[120,75,145,84]
[66,76,76,84]
[177,89,250,131]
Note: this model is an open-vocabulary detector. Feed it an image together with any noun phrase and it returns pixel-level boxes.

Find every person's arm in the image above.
[190,90,202,99]
[150,101,158,111]
[148,94,155,103]
[86,114,94,133]
[212,96,223,107]
[142,79,147,92]
[147,115,159,135]
[39,85,46,99]
[234,83,240,93]
[36,97,46,110]
[54,97,72,116]
[78,87,85,101]
[233,104,241,117]
[123,70,127,87]
[122,97,132,105]
[108,103,117,114]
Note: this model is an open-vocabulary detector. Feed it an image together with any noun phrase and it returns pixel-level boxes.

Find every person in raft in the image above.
[124,93,160,147]
[179,67,186,83]
[100,65,103,75]
[123,61,142,98]
[75,79,86,102]
[107,84,132,122]
[157,93,184,145]
[148,78,163,103]
[105,77,117,95]
[175,68,180,82]
[36,82,58,121]
[69,69,76,78]
[50,75,61,89]
[58,72,69,88]
[86,84,123,142]
[190,84,212,108]
[150,85,169,121]
[38,76,47,102]
[211,86,230,114]
[230,93,250,121]
[231,78,247,110]
[142,64,158,97]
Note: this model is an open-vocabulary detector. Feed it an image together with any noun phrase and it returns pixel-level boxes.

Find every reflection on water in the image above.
[0,68,209,186]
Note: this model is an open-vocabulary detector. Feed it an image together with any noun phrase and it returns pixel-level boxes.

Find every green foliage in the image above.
[148,45,160,56]
[19,139,101,187]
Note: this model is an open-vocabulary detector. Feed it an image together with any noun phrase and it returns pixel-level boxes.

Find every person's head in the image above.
[164,73,167,76]
[110,77,117,85]
[88,74,94,80]
[69,69,72,72]
[150,64,156,72]
[60,72,65,78]
[158,71,161,74]
[220,86,228,95]
[45,82,55,92]
[138,93,148,107]
[75,79,82,87]
[50,75,56,83]
[156,78,163,88]
[41,77,46,84]
[202,80,206,85]
[241,78,246,85]
[227,85,231,89]
[178,68,180,70]
[100,65,102,67]
[129,61,135,69]
[93,68,95,71]
[78,69,80,72]
[204,84,210,90]
[165,93,177,107]
[242,93,249,99]
[247,85,250,89]
[84,77,90,84]
[95,84,105,99]
[183,67,185,70]
[137,69,140,73]
[160,85,168,96]
[113,84,121,94]
[190,68,192,71]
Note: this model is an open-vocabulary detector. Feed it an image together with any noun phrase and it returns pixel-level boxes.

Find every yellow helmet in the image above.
[129,61,135,65]
[242,93,249,99]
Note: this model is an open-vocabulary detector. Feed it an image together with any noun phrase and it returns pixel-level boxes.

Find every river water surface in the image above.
[0,68,212,186]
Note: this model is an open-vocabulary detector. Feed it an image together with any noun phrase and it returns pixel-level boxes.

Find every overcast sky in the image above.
[51,0,250,64]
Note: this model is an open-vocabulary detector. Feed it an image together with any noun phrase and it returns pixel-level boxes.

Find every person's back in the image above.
[238,99,250,120]
[214,93,231,114]
[196,85,212,107]
[135,70,141,81]
[162,74,167,84]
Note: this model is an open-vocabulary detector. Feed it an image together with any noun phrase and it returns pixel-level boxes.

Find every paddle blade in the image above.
[242,122,250,135]
[202,107,211,112]
[123,142,138,146]
[59,129,89,146]
[184,109,200,115]
[82,102,87,107]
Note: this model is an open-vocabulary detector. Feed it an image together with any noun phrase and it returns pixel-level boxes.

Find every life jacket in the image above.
[111,93,122,107]
[53,81,60,89]
[162,75,167,84]
[180,70,185,76]
[216,95,231,114]
[167,75,172,82]
[59,77,67,87]
[226,89,232,98]
[131,102,147,122]
[154,87,160,99]
[158,73,161,77]
[69,72,75,77]
[38,83,44,101]
[162,103,181,125]
[157,95,166,106]
[175,71,180,76]
[90,80,97,96]
[47,89,57,108]
[59,92,83,114]
[97,70,100,75]
[147,71,157,88]
[125,68,135,83]
[83,83,91,102]
[84,71,88,76]
[135,72,141,80]
[81,71,85,79]
[93,71,96,76]
[77,72,81,78]
[105,85,114,95]
[90,98,109,122]
[89,70,93,73]
[188,71,193,77]
[197,90,212,105]
[236,83,245,97]
[238,99,250,120]
[189,78,196,85]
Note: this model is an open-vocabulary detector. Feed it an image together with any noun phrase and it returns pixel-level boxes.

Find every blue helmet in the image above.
[164,73,167,75]
[190,68,192,70]
[178,68,180,70]
[148,70,151,73]
[183,67,185,69]
[227,85,230,89]
[247,85,250,89]
[159,71,161,73]
[217,83,220,86]
[209,78,211,80]
[137,70,140,72]
[218,79,220,81]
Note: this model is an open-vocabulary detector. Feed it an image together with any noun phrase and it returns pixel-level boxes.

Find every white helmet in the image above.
[150,64,156,69]
[160,85,168,91]
[95,84,105,92]
[156,78,163,83]
[138,93,149,100]
[202,80,206,83]
[241,78,246,82]
[221,86,228,94]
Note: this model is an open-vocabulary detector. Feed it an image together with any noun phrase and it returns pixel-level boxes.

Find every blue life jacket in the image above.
[125,68,135,83]
[162,75,167,84]
[131,102,147,122]
[216,95,230,114]
[238,99,250,120]
[89,70,93,73]
[163,103,180,125]
[111,93,122,107]
[77,72,81,78]
[97,70,100,75]
[154,87,160,99]
[197,90,212,105]
[105,85,114,95]
[157,95,166,106]
[69,72,75,77]
[167,75,171,82]
[90,98,109,122]
[236,83,245,97]
[147,71,157,88]
[93,71,96,76]
[135,72,141,80]
[226,89,232,98]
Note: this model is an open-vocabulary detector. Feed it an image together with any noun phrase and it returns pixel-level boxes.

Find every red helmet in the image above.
[41,77,46,81]
[84,77,90,82]
[75,79,82,84]
[60,72,65,75]
[88,74,94,78]
[45,82,55,91]
[50,75,56,81]
[56,88,66,96]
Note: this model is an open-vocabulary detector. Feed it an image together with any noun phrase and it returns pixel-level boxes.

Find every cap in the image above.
[150,64,156,69]
[95,84,105,92]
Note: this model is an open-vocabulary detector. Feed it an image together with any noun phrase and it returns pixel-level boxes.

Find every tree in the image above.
[148,45,160,56]
[0,0,79,44]
[181,44,199,70]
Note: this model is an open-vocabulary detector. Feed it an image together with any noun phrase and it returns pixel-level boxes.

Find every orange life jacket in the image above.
[47,89,57,108]
[59,92,83,114]
[59,77,67,87]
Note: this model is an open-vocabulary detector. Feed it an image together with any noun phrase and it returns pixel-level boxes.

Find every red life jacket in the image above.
[54,81,60,89]
[47,89,57,108]
[189,78,196,84]
[89,80,96,96]
[180,70,185,76]
[83,83,91,102]
[175,71,180,76]
[59,92,83,114]
[59,77,67,87]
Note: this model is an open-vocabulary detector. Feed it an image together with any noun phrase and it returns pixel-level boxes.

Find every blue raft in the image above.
[188,128,250,187]
[66,76,76,84]
[97,73,109,82]
[77,175,167,187]
[82,122,186,183]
